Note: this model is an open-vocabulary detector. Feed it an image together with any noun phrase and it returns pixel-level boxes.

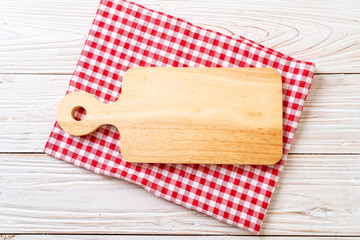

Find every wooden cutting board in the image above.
[57,67,283,165]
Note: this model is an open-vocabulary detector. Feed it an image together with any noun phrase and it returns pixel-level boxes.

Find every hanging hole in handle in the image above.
[71,106,87,121]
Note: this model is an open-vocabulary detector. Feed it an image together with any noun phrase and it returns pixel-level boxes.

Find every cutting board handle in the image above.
[57,91,107,136]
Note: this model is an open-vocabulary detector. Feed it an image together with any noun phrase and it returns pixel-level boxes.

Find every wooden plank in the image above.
[0,0,359,74]
[2,236,360,240]
[58,68,283,164]
[292,74,360,153]
[0,74,68,152]
[0,74,359,153]
[0,154,359,235]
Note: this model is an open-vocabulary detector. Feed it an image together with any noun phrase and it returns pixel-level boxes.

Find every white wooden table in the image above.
[0,0,359,239]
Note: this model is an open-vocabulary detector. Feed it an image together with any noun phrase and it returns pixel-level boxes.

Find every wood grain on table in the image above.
[0,0,359,238]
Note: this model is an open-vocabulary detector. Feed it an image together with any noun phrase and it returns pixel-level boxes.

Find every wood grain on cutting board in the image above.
[57,67,283,164]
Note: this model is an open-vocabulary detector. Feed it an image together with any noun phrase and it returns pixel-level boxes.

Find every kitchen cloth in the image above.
[44,0,315,234]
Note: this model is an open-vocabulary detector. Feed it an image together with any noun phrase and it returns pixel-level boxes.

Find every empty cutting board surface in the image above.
[57,67,283,165]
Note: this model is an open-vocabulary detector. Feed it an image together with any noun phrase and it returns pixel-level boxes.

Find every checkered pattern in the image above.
[44,0,315,234]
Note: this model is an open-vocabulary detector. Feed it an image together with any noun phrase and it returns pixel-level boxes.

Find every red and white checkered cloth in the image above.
[44,0,315,234]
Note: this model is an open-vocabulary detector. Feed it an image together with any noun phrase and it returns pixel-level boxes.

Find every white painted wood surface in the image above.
[0,154,359,235]
[0,0,359,238]
[0,0,359,74]
[0,74,359,153]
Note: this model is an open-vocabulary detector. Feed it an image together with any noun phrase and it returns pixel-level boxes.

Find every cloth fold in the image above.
[44,0,315,234]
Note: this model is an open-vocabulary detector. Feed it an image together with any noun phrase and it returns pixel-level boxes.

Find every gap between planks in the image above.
[1,235,360,239]
[0,73,359,75]
[2,153,360,155]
